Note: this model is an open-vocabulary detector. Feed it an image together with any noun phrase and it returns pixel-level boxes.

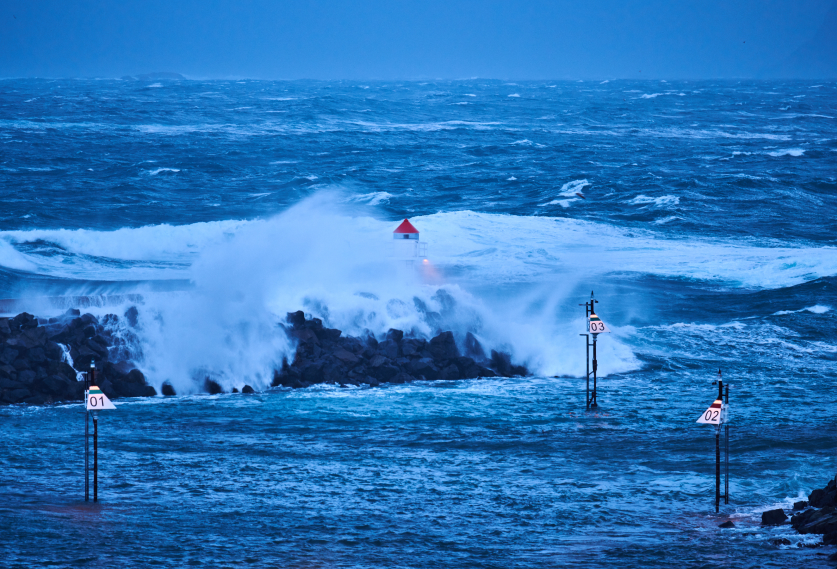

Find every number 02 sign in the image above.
[696,399,724,425]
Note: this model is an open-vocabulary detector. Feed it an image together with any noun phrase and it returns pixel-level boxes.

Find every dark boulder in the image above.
[124,306,139,328]
[204,377,223,395]
[161,382,176,396]
[762,509,788,525]
[242,385,255,394]
[718,521,735,528]
[464,332,486,360]
[430,331,459,361]
[386,329,404,344]
[794,501,809,511]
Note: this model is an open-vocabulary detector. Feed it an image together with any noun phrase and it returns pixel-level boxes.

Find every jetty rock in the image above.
[272,310,529,388]
[0,310,155,405]
[791,477,837,545]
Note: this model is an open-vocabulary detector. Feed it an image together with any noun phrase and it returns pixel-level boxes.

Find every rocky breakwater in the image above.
[0,309,155,405]
[272,311,529,388]
[791,476,837,549]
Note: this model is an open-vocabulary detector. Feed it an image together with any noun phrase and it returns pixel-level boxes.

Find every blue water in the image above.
[1,78,836,568]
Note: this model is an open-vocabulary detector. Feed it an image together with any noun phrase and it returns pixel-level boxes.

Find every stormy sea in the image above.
[1,78,836,568]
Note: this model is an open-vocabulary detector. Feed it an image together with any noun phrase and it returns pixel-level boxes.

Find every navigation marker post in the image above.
[85,364,116,503]
[696,369,730,513]
[579,291,610,409]
[84,362,93,502]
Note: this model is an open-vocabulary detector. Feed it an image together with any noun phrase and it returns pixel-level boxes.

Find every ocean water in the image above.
[0,78,836,568]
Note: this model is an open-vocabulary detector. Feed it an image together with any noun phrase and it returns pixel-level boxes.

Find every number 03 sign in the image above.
[587,314,611,334]
[86,385,117,411]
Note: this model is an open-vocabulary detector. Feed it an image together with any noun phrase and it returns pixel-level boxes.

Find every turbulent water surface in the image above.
[1,79,836,568]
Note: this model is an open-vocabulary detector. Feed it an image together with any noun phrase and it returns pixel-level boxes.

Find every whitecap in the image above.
[148,167,181,175]
[772,305,831,316]
[508,94,520,98]
[147,83,163,88]
[507,176,517,181]
[654,216,679,225]
[347,192,392,206]
[628,195,680,207]
[767,148,805,157]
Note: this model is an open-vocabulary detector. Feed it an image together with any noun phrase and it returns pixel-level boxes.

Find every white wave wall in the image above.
[2,191,837,391]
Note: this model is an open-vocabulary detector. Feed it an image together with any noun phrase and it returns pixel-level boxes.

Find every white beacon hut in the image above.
[391,219,428,262]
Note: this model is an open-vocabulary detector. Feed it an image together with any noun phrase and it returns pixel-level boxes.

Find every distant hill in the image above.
[764,2,837,79]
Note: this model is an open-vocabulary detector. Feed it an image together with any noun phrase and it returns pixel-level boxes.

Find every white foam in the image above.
[508,94,520,98]
[772,305,831,316]
[347,192,392,206]
[539,180,590,206]
[5,198,837,389]
[148,167,181,175]
[628,195,680,207]
[767,148,805,157]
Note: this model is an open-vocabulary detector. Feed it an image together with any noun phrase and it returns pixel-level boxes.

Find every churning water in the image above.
[0,78,836,568]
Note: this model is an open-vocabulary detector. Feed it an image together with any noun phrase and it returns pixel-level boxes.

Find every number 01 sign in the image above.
[86,386,117,411]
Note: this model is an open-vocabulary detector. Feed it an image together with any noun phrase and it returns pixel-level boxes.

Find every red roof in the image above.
[393,219,419,234]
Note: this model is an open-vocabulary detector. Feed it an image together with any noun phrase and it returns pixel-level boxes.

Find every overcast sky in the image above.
[1,0,835,79]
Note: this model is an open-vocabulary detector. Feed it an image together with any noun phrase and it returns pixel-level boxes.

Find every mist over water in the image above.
[1,79,836,567]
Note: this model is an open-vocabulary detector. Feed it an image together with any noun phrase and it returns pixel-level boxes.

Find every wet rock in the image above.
[272,312,530,389]
[719,521,735,528]
[762,509,788,525]
[161,382,176,396]
[124,306,139,328]
[242,385,255,394]
[824,531,837,545]
[386,329,403,344]
[771,538,791,546]
[794,501,809,511]
[464,332,486,360]
[204,377,223,395]
[429,331,458,361]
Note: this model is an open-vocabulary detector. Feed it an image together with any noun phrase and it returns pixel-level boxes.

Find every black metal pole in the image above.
[591,334,598,409]
[585,334,590,409]
[724,384,729,504]
[93,414,98,503]
[715,425,720,513]
[84,370,89,502]
[85,411,89,502]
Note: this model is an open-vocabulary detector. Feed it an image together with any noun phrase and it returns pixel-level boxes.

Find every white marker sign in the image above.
[696,399,726,425]
[588,313,610,334]
[86,386,117,411]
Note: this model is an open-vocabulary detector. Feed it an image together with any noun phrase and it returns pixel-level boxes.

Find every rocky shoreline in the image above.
[790,477,837,548]
[0,309,529,406]
[0,309,155,405]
